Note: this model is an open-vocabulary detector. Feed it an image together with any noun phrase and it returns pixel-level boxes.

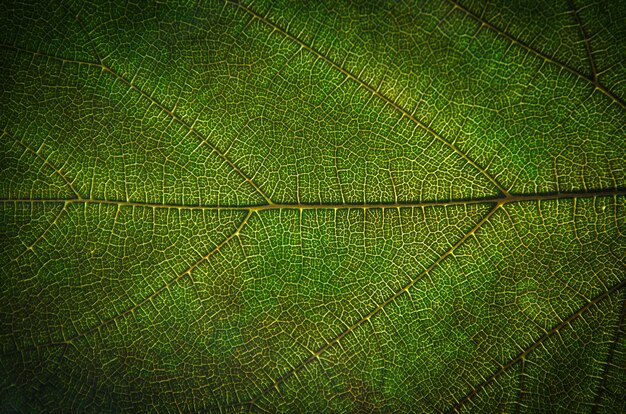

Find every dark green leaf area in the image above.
[1,0,625,412]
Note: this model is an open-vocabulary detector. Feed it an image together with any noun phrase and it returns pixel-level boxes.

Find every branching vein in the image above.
[12,202,68,262]
[445,277,626,413]
[449,0,626,111]
[12,210,253,353]
[0,43,274,205]
[229,0,511,197]
[240,203,502,408]
[3,129,82,199]
[567,0,598,82]
[591,291,626,413]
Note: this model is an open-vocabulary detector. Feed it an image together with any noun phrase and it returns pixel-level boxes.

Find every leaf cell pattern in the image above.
[0,0,625,412]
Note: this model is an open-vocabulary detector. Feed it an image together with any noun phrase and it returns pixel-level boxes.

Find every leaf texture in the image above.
[0,0,625,412]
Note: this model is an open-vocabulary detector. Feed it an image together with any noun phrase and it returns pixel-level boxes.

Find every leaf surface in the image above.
[1,0,625,412]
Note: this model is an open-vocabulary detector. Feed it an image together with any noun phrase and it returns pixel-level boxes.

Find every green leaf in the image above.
[1,0,625,412]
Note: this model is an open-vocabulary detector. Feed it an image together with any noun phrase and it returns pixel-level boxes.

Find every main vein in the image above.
[230,186,624,406]
[2,188,625,211]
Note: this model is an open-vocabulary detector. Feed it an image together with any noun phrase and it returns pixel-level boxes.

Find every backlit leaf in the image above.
[1,0,625,412]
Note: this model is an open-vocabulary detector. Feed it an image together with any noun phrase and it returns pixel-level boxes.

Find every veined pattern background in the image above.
[1,0,625,412]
